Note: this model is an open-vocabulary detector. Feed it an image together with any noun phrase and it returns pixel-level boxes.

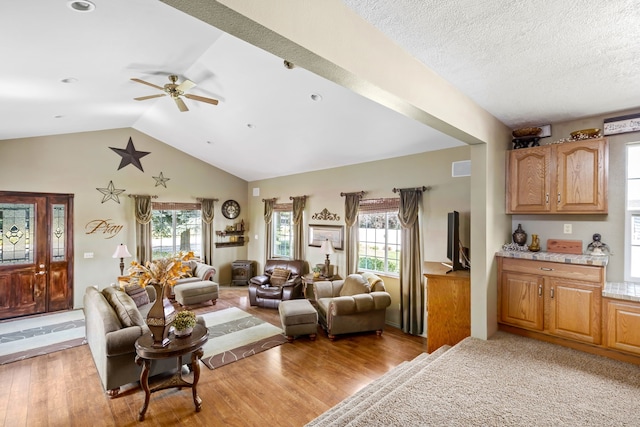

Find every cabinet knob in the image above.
[538,284,543,297]
[550,287,555,299]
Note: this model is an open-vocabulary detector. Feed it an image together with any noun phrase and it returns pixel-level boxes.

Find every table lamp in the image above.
[112,243,132,276]
[320,239,335,278]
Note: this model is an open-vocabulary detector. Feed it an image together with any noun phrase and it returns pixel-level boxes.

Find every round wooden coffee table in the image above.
[135,323,209,421]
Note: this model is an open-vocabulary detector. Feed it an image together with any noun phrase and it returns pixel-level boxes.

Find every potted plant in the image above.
[312,266,321,278]
[172,310,197,337]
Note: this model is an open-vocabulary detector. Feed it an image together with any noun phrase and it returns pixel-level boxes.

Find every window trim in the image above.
[272,206,293,259]
[357,198,401,277]
[625,143,640,281]
[151,203,202,260]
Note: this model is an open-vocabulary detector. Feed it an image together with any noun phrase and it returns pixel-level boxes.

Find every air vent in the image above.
[452,160,471,177]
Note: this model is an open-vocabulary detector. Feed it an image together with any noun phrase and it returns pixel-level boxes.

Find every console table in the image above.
[424,262,470,353]
[134,324,209,421]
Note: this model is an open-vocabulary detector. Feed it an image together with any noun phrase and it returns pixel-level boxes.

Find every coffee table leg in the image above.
[191,348,203,412]
[136,355,151,421]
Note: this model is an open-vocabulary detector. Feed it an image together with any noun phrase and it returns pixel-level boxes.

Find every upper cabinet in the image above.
[506,138,608,214]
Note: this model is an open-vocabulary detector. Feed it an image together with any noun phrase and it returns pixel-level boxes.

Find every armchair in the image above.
[315,272,391,340]
[248,259,306,308]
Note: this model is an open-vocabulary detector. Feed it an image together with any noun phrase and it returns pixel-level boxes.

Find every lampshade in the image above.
[320,239,335,255]
[112,244,132,259]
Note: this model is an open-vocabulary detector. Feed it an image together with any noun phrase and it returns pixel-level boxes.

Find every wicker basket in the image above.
[512,127,542,137]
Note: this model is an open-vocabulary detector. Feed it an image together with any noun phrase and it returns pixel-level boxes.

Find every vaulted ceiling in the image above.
[3,1,638,181]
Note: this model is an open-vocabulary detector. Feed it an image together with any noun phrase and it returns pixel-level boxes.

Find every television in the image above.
[446,211,468,273]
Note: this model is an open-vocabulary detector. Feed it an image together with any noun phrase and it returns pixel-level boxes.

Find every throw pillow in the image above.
[339,274,371,296]
[120,282,150,307]
[103,286,146,327]
[270,267,291,287]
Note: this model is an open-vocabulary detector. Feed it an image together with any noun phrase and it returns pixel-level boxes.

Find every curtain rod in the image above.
[340,191,366,197]
[127,194,158,199]
[392,186,431,193]
[289,195,308,200]
[196,197,219,202]
[262,197,278,202]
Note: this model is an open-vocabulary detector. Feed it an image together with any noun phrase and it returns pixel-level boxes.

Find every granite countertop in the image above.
[603,282,640,303]
[495,250,609,266]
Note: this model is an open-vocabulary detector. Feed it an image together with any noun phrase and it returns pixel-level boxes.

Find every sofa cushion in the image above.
[102,287,145,327]
[340,274,371,296]
[270,268,291,286]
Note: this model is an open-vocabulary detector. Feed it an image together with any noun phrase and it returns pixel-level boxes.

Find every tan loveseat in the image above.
[83,285,204,397]
[315,272,391,340]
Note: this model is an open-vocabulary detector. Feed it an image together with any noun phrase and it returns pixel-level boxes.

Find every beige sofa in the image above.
[83,285,204,397]
[315,272,391,340]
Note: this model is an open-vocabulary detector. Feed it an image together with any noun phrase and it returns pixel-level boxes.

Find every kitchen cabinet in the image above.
[498,257,603,345]
[603,298,640,356]
[506,137,608,214]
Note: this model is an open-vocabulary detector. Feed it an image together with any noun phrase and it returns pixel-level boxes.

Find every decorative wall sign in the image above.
[96,181,125,203]
[309,224,344,250]
[311,208,340,221]
[109,137,150,171]
[603,113,640,135]
[153,172,170,187]
[85,219,124,239]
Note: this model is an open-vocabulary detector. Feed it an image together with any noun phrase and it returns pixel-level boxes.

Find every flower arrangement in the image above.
[128,251,194,288]
[173,310,197,331]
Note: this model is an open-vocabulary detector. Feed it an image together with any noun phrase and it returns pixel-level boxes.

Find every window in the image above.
[358,198,401,275]
[151,203,202,259]
[626,143,640,281]
[272,206,293,258]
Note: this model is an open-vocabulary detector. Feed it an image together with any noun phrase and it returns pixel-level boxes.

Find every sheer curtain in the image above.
[133,195,152,264]
[398,188,424,335]
[263,198,276,260]
[291,196,307,260]
[200,198,215,265]
[343,192,364,275]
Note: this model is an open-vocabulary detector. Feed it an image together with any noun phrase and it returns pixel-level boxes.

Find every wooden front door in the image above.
[0,192,74,320]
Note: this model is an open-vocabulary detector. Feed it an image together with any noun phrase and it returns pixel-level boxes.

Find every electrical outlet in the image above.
[563,224,572,234]
[84,252,94,259]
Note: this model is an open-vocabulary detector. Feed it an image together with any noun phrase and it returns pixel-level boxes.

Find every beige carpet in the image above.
[199,307,286,369]
[308,332,640,426]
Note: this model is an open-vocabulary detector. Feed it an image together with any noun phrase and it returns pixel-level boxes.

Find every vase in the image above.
[146,282,176,348]
[529,234,540,252]
[513,224,527,246]
[174,326,193,338]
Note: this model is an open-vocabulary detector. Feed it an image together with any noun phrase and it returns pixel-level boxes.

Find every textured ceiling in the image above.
[2,1,639,181]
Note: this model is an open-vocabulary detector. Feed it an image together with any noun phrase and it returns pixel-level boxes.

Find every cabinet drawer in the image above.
[500,258,603,283]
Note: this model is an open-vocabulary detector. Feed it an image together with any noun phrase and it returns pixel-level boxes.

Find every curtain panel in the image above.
[263,199,276,260]
[200,199,215,265]
[291,196,307,260]
[343,192,364,275]
[133,195,153,264]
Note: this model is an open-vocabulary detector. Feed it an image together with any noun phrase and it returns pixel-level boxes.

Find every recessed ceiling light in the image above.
[206,140,213,144]
[67,1,95,12]
[54,115,64,119]
[61,77,78,84]
[310,93,323,102]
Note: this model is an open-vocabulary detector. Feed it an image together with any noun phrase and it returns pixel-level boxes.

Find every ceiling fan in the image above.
[131,75,219,112]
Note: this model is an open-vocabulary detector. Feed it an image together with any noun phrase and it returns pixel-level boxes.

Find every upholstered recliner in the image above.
[315,272,391,340]
[248,259,306,308]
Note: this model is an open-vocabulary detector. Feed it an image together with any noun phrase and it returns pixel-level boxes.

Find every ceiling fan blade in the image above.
[176,79,196,93]
[130,78,164,90]
[184,93,219,105]
[174,97,189,112]
[134,94,166,101]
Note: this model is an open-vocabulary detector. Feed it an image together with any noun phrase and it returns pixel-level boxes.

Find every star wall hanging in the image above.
[153,172,170,188]
[109,137,150,172]
[96,180,125,204]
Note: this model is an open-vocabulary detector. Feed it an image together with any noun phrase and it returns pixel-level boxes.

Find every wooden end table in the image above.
[134,323,209,421]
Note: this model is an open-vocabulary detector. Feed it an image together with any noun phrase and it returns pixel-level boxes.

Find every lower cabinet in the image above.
[603,299,640,356]
[498,257,603,345]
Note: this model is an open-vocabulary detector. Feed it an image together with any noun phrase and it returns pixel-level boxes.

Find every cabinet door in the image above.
[506,146,552,213]
[499,271,544,330]
[555,139,608,213]
[604,299,640,355]
[548,278,601,344]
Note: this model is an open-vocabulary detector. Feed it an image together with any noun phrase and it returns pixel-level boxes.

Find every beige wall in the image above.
[246,146,472,326]
[511,108,640,282]
[0,128,248,308]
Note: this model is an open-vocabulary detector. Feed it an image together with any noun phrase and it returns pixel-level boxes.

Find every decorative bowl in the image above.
[512,127,542,137]
[570,128,600,139]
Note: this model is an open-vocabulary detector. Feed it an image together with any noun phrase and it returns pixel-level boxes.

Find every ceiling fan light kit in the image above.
[131,75,219,112]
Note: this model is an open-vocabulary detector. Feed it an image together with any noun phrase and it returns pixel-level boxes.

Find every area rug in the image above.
[199,307,287,370]
[0,310,86,365]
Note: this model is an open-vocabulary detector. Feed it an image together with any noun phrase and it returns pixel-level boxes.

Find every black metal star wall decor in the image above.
[109,137,150,172]
[153,172,170,188]
[96,180,125,204]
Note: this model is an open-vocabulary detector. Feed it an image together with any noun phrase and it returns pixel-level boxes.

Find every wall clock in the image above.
[221,200,240,219]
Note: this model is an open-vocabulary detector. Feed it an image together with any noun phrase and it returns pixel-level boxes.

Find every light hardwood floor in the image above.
[0,287,427,426]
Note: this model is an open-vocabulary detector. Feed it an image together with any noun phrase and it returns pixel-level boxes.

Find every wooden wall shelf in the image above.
[215,230,246,248]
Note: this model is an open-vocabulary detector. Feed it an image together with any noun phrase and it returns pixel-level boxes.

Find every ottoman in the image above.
[174,281,219,306]
[278,299,318,342]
